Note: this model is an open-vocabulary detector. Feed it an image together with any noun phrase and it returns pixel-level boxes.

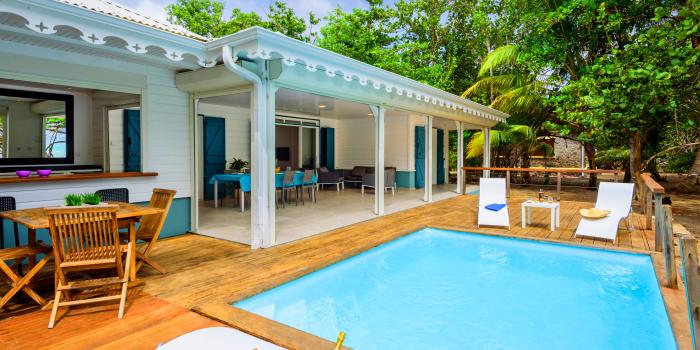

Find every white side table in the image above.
[521,200,560,231]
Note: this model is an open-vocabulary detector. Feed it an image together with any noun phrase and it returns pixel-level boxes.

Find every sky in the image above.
[118,0,372,23]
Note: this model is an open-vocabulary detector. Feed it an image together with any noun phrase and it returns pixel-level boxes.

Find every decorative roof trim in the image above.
[220,28,508,122]
[1,0,213,67]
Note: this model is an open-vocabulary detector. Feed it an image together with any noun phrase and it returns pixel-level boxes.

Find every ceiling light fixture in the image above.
[318,104,327,109]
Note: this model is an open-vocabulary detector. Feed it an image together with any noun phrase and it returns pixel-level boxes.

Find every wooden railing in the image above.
[679,233,700,349]
[461,167,624,200]
[636,174,678,289]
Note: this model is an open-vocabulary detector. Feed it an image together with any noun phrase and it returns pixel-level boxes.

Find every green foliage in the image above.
[229,157,249,172]
[82,193,102,205]
[64,194,83,206]
[662,151,696,174]
[595,148,630,169]
[166,0,317,40]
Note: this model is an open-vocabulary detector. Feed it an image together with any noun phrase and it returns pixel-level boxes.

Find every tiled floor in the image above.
[195,183,474,245]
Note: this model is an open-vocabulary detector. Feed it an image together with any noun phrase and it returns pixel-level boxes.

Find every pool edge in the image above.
[195,227,692,350]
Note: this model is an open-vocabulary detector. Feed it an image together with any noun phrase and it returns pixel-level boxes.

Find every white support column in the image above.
[370,105,385,215]
[482,127,491,178]
[297,126,303,168]
[424,115,433,202]
[191,97,200,231]
[315,126,320,171]
[264,76,277,247]
[456,121,464,194]
[248,62,277,249]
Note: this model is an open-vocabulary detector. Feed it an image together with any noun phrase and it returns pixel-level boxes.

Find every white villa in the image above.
[0,0,507,249]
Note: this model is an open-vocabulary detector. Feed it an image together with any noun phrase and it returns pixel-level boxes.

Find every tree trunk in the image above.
[629,131,643,181]
[584,144,597,187]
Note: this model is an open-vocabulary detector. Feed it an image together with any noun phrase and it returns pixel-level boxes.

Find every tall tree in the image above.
[167,0,317,41]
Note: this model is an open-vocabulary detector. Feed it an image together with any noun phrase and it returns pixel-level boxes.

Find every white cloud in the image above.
[129,0,170,22]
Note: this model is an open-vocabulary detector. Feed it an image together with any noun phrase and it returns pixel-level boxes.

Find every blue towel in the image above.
[485,203,506,212]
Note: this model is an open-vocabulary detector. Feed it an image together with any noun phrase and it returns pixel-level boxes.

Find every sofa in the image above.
[316,166,344,191]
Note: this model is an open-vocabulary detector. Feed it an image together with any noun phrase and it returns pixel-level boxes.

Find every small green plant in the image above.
[64,194,83,206]
[82,193,102,205]
[229,157,249,172]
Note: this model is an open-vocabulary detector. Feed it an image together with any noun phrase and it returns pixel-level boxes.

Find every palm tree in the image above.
[466,124,552,168]
[462,45,546,115]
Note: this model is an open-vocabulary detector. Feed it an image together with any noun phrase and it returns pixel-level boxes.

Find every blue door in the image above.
[437,128,445,184]
[203,116,226,200]
[123,110,141,172]
[320,127,335,171]
[415,126,425,188]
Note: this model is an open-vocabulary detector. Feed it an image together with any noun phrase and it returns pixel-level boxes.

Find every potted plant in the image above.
[229,157,249,173]
[82,193,102,205]
[64,194,83,206]
[63,193,104,206]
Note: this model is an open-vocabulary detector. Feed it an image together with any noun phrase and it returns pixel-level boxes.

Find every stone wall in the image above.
[530,137,584,168]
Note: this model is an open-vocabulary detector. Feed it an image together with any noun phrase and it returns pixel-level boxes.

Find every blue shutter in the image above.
[320,127,335,171]
[203,116,226,200]
[437,128,445,184]
[415,126,425,188]
[123,110,141,172]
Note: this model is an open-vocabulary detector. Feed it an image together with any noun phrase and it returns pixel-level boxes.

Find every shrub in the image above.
[82,193,102,205]
[64,194,83,206]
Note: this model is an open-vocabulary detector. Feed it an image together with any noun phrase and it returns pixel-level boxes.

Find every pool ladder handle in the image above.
[334,331,346,350]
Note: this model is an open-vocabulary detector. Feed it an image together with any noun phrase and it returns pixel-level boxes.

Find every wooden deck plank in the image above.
[0,292,221,350]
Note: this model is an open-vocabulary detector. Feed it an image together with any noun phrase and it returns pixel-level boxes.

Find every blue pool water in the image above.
[234,228,676,349]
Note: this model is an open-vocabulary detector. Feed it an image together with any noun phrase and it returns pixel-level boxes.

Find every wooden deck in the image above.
[1,191,691,349]
[0,292,221,349]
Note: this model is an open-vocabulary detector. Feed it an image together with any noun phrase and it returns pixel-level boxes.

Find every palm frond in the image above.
[478,44,520,77]
[490,82,545,114]
[462,74,525,98]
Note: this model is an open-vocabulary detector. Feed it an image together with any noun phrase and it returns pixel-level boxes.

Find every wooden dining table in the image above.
[0,202,164,283]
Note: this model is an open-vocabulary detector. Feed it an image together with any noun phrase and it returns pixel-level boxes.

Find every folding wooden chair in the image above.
[122,188,175,275]
[0,242,52,311]
[45,206,132,328]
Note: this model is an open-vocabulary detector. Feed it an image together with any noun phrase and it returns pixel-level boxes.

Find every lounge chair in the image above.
[158,327,285,350]
[477,178,510,229]
[575,182,635,241]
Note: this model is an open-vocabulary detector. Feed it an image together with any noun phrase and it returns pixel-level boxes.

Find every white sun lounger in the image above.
[478,178,511,229]
[575,182,635,241]
[158,327,286,350]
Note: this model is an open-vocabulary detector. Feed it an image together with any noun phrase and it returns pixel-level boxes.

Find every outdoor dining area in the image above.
[209,170,318,210]
[0,188,175,328]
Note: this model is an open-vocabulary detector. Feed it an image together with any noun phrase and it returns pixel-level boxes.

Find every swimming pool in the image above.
[234,228,676,349]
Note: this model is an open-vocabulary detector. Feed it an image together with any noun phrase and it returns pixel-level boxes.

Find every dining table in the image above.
[0,202,164,285]
[209,172,317,208]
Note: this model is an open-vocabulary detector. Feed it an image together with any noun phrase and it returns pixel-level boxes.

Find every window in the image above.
[43,115,67,158]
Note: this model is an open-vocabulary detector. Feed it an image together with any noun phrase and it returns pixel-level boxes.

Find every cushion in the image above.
[485,203,507,212]
[351,166,366,177]
[318,166,329,173]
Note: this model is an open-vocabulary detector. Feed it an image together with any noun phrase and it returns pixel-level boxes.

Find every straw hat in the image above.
[580,208,610,219]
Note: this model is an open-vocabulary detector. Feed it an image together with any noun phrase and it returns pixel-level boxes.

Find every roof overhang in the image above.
[0,0,211,69]
[206,27,508,126]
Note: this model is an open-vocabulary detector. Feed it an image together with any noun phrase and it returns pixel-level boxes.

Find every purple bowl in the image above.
[16,170,31,178]
[36,169,52,178]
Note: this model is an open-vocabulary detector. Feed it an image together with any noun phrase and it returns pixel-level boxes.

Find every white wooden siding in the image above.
[0,44,191,209]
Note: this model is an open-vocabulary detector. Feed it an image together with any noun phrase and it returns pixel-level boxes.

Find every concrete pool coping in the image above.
[192,227,692,350]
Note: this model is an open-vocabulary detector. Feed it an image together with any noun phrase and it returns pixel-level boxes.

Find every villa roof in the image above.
[56,0,207,41]
[0,0,508,122]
